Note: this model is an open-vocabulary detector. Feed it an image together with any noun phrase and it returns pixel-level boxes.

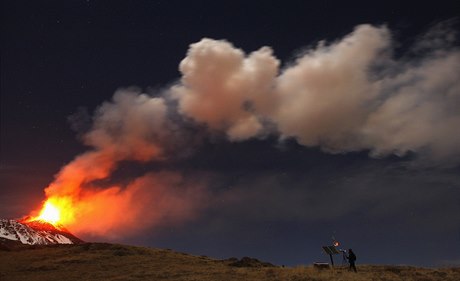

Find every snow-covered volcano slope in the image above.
[0,219,83,245]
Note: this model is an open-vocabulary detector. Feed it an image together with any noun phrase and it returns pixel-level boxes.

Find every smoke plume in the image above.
[38,89,207,237]
[36,22,460,237]
[171,39,280,141]
[172,23,460,162]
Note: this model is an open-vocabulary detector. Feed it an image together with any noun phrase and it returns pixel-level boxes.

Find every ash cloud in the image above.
[170,39,279,141]
[171,23,460,163]
[40,89,207,237]
[211,164,460,230]
[37,22,460,237]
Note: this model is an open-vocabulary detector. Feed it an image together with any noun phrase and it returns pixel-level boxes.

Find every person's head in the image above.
[348,249,353,253]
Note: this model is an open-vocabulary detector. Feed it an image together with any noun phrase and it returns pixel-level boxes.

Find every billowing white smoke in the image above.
[171,39,279,141]
[363,51,460,161]
[171,23,460,163]
[273,25,389,151]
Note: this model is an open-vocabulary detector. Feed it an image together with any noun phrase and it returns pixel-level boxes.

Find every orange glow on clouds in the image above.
[26,171,205,238]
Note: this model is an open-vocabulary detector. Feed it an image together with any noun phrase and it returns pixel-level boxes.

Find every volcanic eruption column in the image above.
[28,24,460,237]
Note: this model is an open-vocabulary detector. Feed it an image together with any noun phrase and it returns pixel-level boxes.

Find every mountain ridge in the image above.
[0,219,83,247]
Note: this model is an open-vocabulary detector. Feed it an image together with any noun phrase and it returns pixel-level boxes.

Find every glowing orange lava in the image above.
[29,197,76,226]
[37,201,61,224]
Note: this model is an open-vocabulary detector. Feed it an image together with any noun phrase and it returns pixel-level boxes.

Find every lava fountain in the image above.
[25,196,76,228]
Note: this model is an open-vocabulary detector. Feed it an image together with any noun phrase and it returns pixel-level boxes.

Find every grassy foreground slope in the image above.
[1,243,459,281]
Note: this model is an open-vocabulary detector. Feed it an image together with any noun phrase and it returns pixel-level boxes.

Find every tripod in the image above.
[341,250,349,267]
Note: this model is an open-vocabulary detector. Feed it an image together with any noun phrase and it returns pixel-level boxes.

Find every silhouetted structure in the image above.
[322,245,340,267]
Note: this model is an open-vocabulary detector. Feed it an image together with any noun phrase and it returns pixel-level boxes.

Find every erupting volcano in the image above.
[26,201,62,227]
[1,197,83,247]
[26,197,76,228]
[34,201,61,225]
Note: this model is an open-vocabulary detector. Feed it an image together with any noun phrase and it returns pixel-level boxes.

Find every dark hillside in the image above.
[1,243,459,281]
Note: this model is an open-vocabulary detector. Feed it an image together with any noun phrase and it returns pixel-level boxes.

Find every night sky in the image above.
[1,0,460,267]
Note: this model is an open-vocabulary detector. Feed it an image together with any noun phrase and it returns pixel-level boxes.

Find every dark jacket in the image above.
[348,252,356,262]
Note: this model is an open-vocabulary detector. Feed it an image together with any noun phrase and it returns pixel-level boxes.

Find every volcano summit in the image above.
[0,219,83,248]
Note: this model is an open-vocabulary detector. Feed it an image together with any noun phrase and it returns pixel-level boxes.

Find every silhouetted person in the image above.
[347,249,357,272]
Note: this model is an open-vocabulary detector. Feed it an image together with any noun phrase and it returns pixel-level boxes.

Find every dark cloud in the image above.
[207,160,460,227]
[166,155,460,265]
